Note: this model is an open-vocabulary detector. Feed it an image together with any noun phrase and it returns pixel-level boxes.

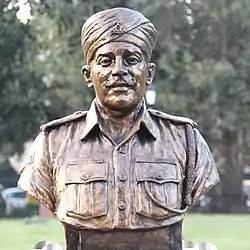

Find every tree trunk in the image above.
[214,130,246,213]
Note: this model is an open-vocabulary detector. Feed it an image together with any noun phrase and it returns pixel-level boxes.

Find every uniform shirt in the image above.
[18,99,219,245]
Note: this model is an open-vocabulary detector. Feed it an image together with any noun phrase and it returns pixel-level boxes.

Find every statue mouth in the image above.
[105,78,135,89]
[109,85,132,93]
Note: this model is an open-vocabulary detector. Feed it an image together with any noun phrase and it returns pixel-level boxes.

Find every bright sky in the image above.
[16,0,32,23]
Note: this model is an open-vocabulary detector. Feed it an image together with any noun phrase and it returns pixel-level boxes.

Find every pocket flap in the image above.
[65,159,107,184]
[136,159,180,184]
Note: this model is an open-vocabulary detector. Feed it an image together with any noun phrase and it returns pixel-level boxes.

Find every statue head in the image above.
[81,8,157,112]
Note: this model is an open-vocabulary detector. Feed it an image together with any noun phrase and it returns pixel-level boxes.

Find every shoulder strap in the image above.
[148,109,197,127]
[40,111,87,131]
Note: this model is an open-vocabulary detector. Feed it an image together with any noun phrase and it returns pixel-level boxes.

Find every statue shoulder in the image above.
[40,110,87,131]
[148,109,198,127]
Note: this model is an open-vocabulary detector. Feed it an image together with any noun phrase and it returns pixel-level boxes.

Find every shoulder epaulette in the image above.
[148,109,198,127]
[40,111,87,131]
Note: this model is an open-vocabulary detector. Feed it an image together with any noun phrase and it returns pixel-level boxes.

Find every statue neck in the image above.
[95,99,143,144]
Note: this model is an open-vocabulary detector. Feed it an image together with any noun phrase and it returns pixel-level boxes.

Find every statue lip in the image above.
[106,79,134,89]
[109,86,132,92]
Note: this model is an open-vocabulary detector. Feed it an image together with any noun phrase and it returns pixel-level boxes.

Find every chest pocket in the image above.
[135,158,182,219]
[65,159,108,220]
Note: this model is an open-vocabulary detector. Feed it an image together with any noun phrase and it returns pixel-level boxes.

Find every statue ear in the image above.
[146,63,156,86]
[81,65,93,87]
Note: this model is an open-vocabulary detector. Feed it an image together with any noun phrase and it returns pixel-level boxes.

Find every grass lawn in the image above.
[0,213,249,250]
[183,214,250,249]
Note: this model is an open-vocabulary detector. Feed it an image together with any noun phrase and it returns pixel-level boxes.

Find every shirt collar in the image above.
[80,100,99,140]
[139,100,157,140]
[80,98,157,140]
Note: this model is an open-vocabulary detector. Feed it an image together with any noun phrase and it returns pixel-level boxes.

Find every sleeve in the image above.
[191,128,220,204]
[18,131,56,213]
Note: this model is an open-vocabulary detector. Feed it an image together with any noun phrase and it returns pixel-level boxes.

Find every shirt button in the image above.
[155,172,163,180]
[119,146,126,154]
[118,201,127,210]
[119,174,127,182]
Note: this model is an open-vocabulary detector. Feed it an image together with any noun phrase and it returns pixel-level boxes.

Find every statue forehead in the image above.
[94,42,142,56]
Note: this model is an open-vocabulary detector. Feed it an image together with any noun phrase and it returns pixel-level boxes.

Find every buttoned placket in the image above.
[113,140,131,228]
[98,128,134,228]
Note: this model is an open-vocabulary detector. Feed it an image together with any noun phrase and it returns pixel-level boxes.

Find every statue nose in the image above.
[112,68,128,77]
[112,58,128,76]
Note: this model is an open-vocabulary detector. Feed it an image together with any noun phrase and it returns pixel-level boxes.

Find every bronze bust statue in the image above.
[18,7,219,250]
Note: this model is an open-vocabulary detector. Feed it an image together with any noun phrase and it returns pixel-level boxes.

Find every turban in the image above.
[81,8,157,63]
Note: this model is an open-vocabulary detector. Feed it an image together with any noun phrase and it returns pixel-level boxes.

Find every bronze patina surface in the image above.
[18,7,219,250]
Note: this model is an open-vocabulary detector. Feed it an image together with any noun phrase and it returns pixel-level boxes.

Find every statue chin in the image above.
[103,94,141,112]
[105,100,139,113]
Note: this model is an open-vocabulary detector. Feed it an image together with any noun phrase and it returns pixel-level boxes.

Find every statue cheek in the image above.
[134,69,147,82]
[100,70,112,81]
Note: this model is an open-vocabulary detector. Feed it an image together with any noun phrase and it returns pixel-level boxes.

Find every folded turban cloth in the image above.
[81,7,157,63]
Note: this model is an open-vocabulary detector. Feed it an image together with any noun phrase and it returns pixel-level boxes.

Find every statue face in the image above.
[84,41,155,112]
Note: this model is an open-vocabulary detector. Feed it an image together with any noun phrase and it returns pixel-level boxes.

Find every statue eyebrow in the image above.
[94,52,114,63]
[123,49,142,57]
[96,52,114,58]
[94,49,142,63]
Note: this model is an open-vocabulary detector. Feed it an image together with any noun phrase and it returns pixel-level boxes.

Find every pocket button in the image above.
[80,174,89,181]
[155,172,163,180]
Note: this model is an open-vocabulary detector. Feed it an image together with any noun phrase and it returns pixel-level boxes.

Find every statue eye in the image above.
[125,56,140,65]
[99,57,112,67]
